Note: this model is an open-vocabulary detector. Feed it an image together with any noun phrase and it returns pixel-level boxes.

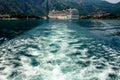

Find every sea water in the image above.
[0,19,120,80]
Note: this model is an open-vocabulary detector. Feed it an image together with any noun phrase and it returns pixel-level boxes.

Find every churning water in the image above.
[0,20,120,80]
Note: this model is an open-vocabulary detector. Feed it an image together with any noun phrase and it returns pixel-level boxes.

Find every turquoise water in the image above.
[0,19,120,80]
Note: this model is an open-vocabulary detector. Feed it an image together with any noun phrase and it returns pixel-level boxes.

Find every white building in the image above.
[48,8,79,19]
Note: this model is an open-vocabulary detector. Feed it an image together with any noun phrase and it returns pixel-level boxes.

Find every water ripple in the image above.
[0,20,120,80]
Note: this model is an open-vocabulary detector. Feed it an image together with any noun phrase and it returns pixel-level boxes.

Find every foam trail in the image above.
[0,20,120,80]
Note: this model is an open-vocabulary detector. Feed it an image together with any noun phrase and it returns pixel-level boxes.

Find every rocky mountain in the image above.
[0,0,120,16]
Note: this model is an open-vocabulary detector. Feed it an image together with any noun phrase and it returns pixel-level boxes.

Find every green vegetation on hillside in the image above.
[0,0,120,16]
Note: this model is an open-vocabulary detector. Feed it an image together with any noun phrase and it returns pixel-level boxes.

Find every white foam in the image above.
[27,48,40,56]
[51,65,66,80]
[0,21,120,80]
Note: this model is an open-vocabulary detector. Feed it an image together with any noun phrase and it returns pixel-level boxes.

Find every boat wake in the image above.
[0,21,120,80]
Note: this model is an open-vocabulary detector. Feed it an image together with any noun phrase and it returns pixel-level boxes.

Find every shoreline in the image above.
[0,18,120,20]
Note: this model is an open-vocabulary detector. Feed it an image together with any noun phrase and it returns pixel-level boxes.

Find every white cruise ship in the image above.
[48,8,79,19]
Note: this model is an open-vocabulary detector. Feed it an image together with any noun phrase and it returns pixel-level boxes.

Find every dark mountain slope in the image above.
[0,0,120,16]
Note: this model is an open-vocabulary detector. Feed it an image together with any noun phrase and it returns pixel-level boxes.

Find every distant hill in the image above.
[0,0,120,16]
[0,0,46,16]
[112,2,120,15]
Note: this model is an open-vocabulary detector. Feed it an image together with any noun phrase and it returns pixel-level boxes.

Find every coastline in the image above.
[0,14,120,20]
[0,18,120,20]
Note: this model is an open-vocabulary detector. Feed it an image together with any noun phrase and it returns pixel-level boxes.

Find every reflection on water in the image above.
[0,19,120,80]
[79,19,120,48]
[0,20,42,44]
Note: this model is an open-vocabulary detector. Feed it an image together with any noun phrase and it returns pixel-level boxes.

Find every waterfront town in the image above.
[0,9,119,20]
